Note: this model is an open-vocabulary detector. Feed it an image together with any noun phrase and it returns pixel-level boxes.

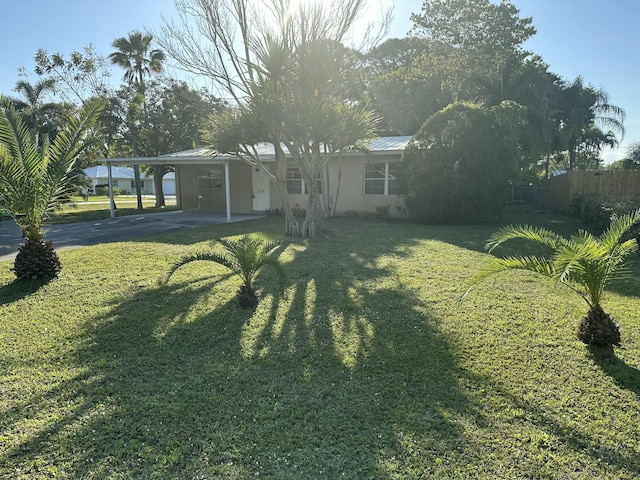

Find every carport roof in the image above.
[101,135,412,165]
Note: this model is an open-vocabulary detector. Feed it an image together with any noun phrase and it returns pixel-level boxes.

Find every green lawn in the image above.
[45,196,179,225]
[1,214,639,479]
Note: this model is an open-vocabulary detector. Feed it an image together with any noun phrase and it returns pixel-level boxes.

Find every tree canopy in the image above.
[398,101,523,223]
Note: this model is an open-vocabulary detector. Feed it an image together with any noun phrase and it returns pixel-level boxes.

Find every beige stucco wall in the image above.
[176,163,253,213]
[177,153,406,217]
[269,153,406,217]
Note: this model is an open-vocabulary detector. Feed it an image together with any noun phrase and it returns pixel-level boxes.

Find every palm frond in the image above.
[165,235,286,293]
[0,96,103,242]
[478,211,640,311]
[165,251,237,283]
[485,224,566,253]
[475,255,555,283]
[599,208,640,251]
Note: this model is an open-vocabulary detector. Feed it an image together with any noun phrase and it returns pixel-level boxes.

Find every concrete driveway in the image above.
[0,211,264,262]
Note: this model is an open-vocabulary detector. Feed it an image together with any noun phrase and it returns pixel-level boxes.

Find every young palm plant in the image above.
[477,209,640,358]
[166,235,287,309]
[0,97,104,280]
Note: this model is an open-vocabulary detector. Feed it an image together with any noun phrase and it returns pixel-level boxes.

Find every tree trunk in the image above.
[330,153,343,218]
[273,141,300,237]
[276,180,300,237]
[568,135,577,171]
[153,165,165,207]
[321,163,331,217]
[301,184,325,238]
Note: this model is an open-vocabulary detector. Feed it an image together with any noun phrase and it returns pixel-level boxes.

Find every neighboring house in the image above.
[83,166,176,195]
[101,136,411,219]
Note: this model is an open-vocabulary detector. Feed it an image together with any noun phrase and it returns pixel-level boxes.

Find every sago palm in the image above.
[0,97,104,280]
[166,235,286,308]
[477,209,640,358]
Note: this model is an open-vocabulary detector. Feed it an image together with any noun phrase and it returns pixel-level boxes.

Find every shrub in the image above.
[569,194,640,242]
[265,207,284,217]
[398,101,522,223]
[374,205,391,220]
[264,206,306,218]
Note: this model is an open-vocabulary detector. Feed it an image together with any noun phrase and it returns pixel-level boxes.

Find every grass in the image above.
[1,213,639,479]
[44,196,179,225]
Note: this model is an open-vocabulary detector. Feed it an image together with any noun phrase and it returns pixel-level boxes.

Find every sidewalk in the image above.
[0,210,264,262]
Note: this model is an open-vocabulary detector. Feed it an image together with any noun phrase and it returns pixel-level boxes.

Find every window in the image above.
[111,179,118,188]
[286,167,303,194]
[364,162,398,195]
[130,180,145,189]
[286,167,323,194]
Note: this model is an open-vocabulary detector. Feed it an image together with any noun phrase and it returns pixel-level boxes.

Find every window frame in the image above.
[364,161,398,196]
[286,166,322,195]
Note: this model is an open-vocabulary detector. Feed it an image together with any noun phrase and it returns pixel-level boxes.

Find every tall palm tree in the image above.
[476,210,640,358]
[109,31,165,94]
[559,77,625,171]
[109,31,166,210]
[0,97,104,280]
[165,235,286,309]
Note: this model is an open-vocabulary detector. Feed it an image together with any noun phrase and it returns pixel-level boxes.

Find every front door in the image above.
[198,167,223,210]
[252,167,270,212]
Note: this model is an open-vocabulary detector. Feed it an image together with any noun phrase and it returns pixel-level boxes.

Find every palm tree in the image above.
[475,210,640,358]
[108,31,165,94]
[165,235,287,308]
[11,79,64,134]
[109,31,166,210]
[559,77,625,171]
[0,97,104,280]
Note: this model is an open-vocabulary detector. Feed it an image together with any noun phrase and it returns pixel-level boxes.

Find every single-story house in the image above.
[83,166,177,196]
[100,136,411,220]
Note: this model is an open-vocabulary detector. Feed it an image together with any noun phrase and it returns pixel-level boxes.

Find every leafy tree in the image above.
[110,31,166,209]
[138,79,224,206]
[410,0,535,101]
[365,38,450,135]
[158,0,385,238]
[477,209,640,358]
[608,141,640,170]
[33,45,112,104]
[165,235,286,309]
[406,0,572,180]
[0,97,104,280]
[398,101,523,223]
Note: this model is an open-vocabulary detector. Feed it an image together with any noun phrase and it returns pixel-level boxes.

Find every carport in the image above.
[100,144,277,223]
[101,148,234,222]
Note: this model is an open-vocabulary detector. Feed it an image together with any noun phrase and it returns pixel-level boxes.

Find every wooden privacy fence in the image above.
[547,170,640,213]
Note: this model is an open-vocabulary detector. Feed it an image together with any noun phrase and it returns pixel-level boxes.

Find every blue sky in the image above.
[1,0,637,163]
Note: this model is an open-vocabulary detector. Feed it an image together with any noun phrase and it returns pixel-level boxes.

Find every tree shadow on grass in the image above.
[0,275,251,478]
[234,229,489,477]
[6,216,637,478]
[0,277,53,305]
[479,372,640,474]
[0,222,479,479]
[596,357,640,398]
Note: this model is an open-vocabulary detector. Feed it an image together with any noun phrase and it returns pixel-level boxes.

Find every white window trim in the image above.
[365,162,396,196]
[287,167,305,194]
[287,167,322,195]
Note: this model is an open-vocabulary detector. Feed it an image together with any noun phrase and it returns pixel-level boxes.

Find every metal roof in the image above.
[83,166,175,179]
[102,136,412,165]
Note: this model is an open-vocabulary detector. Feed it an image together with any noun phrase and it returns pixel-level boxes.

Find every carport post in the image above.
[107,163,116,218]
[224,161,231,223]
